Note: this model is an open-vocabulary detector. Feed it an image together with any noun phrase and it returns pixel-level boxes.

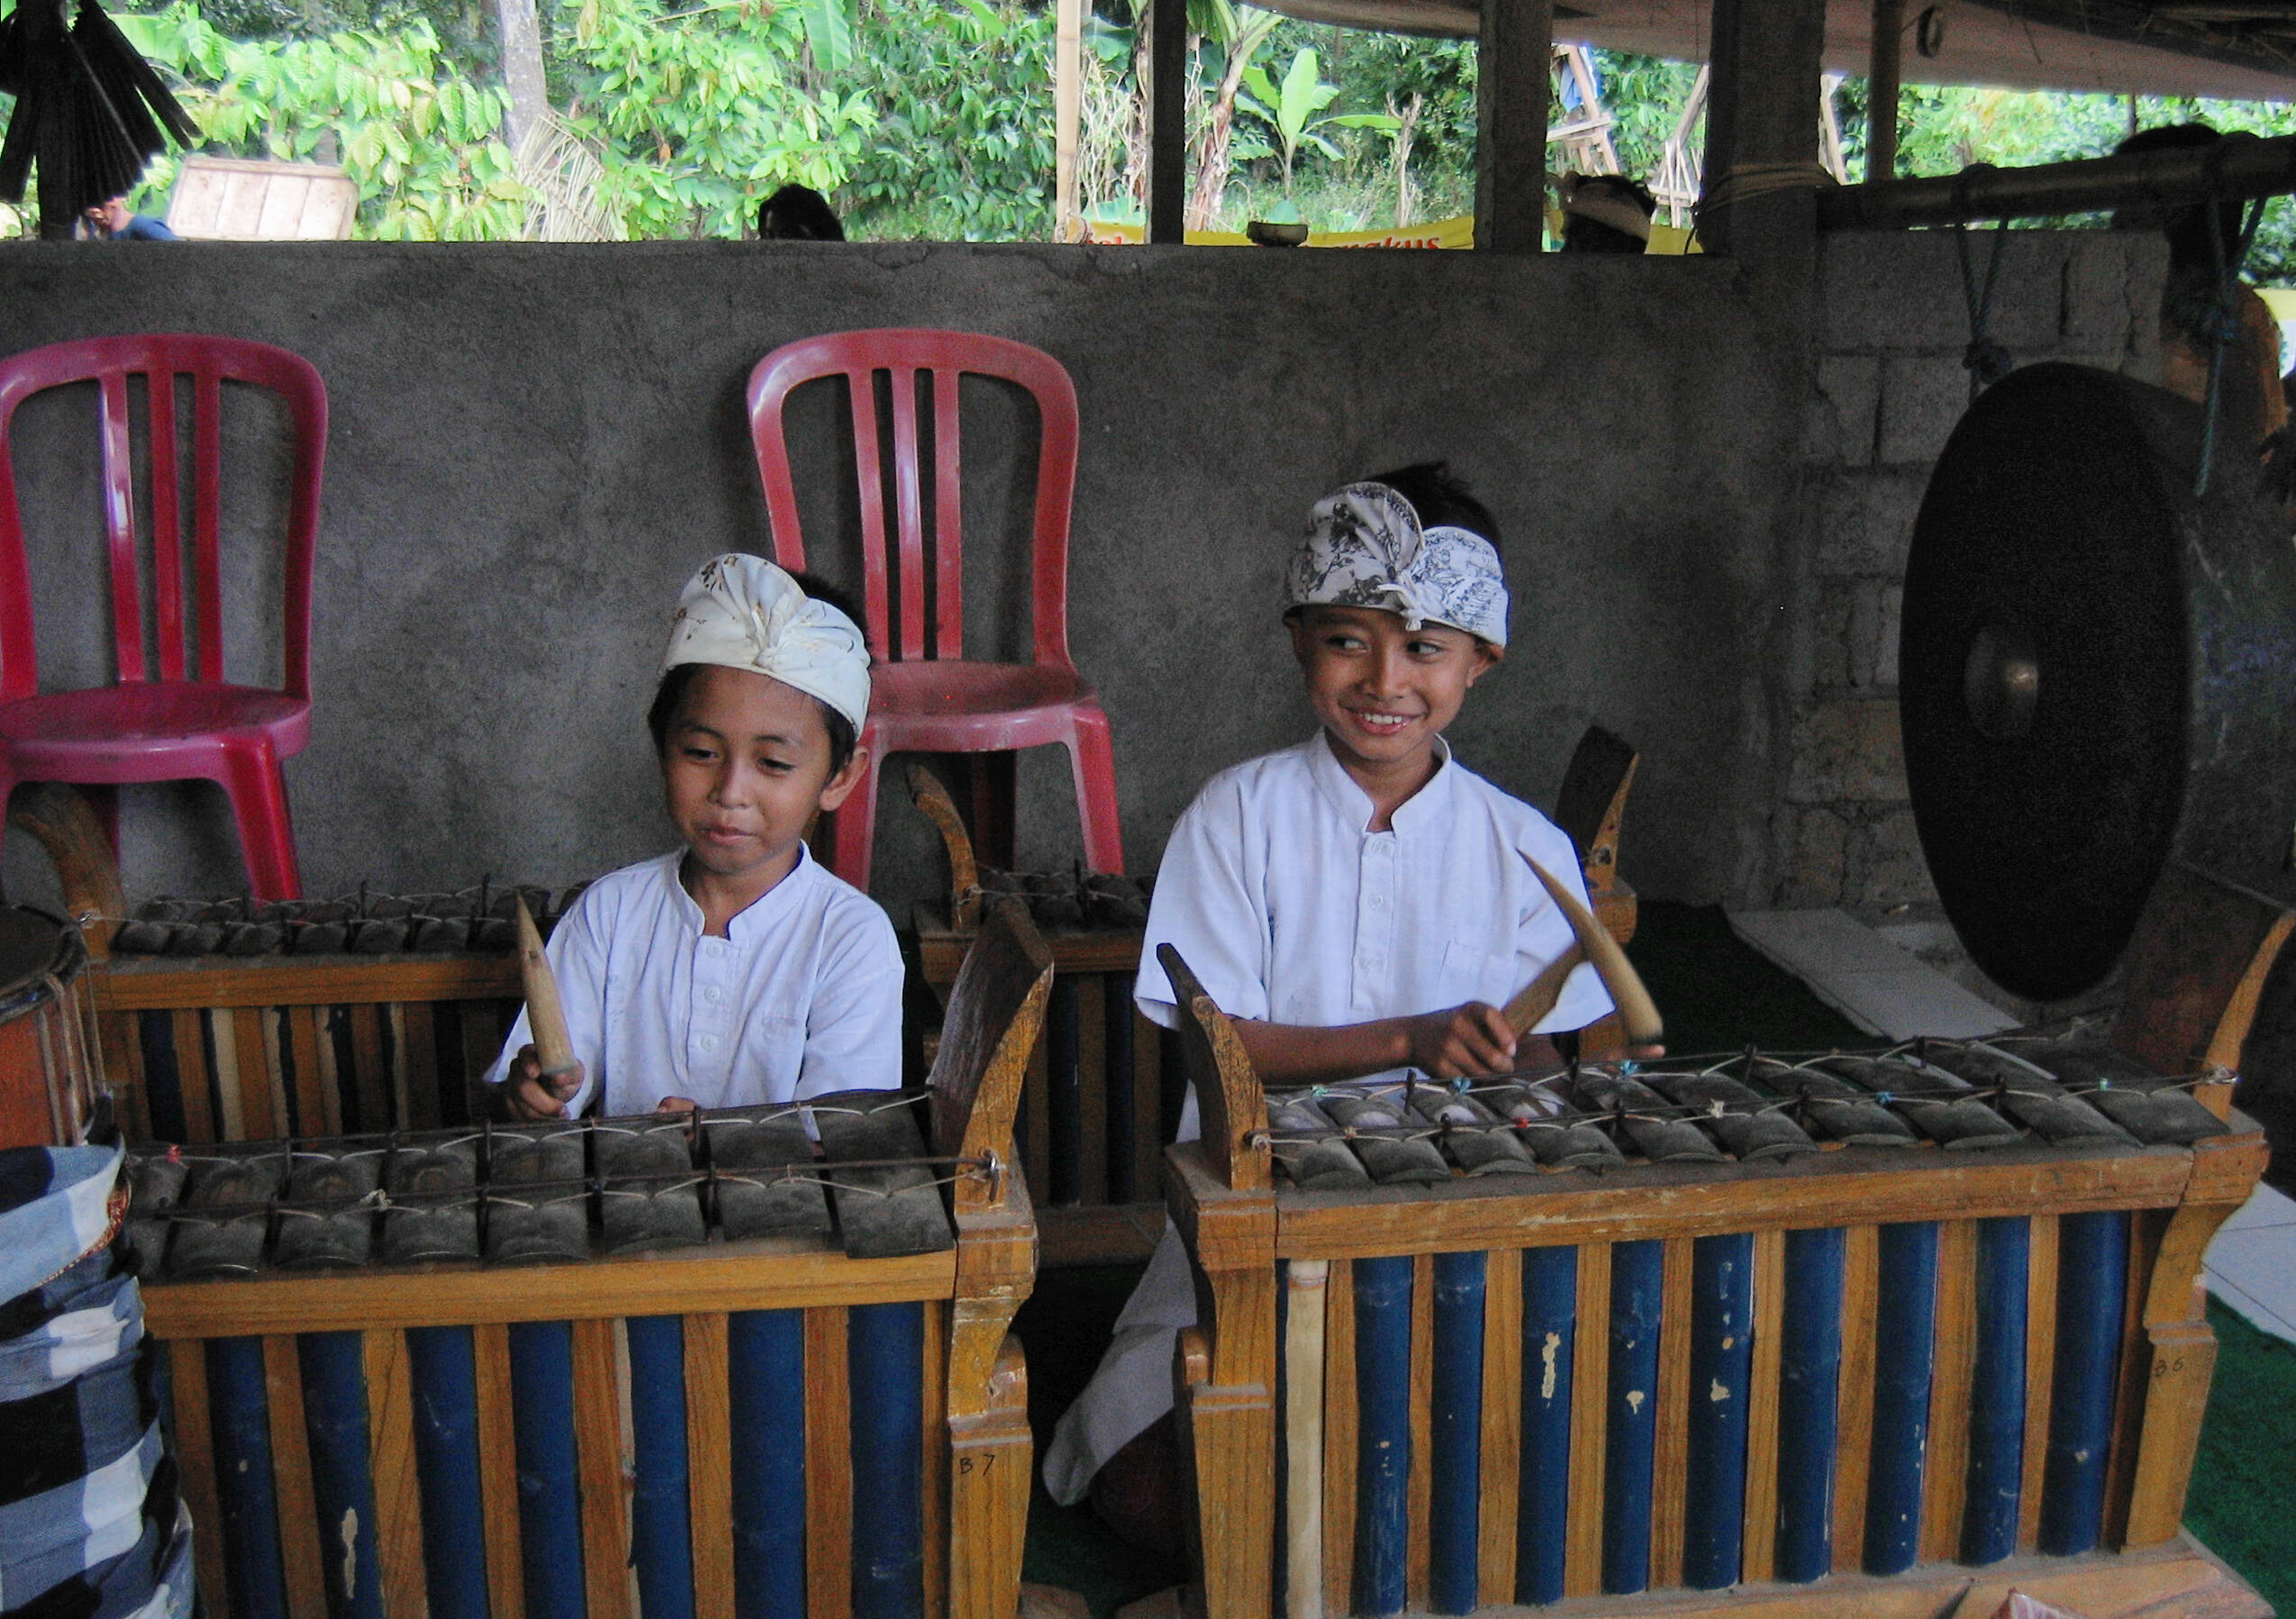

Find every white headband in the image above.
[661,554,872,733]
[1286,483,1510,647]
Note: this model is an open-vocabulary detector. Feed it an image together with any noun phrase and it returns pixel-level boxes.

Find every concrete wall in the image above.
[1775,230,2164,911]
[0,239,1810,918]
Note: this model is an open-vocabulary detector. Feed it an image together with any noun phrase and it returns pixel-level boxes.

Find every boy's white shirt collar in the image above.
[1306,728,1457,834]
[659,840,818,946]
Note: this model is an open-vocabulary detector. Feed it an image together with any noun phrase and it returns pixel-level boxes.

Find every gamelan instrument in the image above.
[1167,362,2295,1619]
[124,901,1053,1619]
[0,903,101,1148]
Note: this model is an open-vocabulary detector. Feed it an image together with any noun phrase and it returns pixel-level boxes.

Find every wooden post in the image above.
[1148,0,1189,242]
[1473,0,1552,252]
[1867,0,1904,182]
[1699,0,1826,257]
[1057,0,1084,239]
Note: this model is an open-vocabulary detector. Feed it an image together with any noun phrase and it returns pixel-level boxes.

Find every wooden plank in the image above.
[1479,1246,1524,1609]
[921,1299,949,1619]
[459,1007,499,1127]
[1834,1225,1881,1574]
[685,1314,735,1619]
[361,1329,431,1619]
[311,1007,345,1138]
[239,1008,280,1141]
[400,1003,439,1131]
[1472,0,1554,252]
[1037,1203,1165,1268]
[349,1005,390,1133]
[143,1243,955,1335]
[2103,1209,2169,1549]
[1407,1251,1434,1611]
[1284,1260,1330,1619]
[1264,1148,2199,1260]
[473,1323,527,1619]
[2018,1215,2061,1555]
[1920,1220,1979,1564]
[1564,1241,1612,1599]
[210,1010,249,1141]
[263,1333,328,1619]
[807,1305,854,1619]
[1652,1235,1695,1589]
[286,1005,330,1138]
[1145,0,1186,240]
[571,1317,634,1619]
[1321,1258,1357,1617]
[1136,1013,1164,1203]
[101,1010,151,1141]
[94,953,522,1012]
[1740,1227,1787,1585]
[168,1341,232,1619]
[172,1009,215,1142]
[1023,1011,1051,1203]
[1077,975,1109,1207]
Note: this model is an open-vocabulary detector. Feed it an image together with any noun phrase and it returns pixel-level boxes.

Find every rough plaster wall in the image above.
[0,240,1803,918]
[1777,229,2166,909]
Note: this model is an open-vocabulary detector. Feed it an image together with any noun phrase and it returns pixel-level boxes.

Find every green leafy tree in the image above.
[118,3,526,238]
[1237,45,1394,198]
[549,0,875,239]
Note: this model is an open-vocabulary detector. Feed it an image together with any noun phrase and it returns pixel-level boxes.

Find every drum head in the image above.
[0,906,77,1016]
[1901,364,2296,1002]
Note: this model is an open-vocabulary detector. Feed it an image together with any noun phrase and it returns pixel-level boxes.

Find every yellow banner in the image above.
[1081,214,1476,249]
[1079,214,1699,252]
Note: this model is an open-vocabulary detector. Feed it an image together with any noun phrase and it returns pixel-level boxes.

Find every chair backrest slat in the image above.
[98,374,147,683]
[0,335,325,701]
[748,330,1081,670]
[931,367,964,658]
[886,363,929,660]
[146,368,186,683]
[191,370,227,684]
[845,365,895,656]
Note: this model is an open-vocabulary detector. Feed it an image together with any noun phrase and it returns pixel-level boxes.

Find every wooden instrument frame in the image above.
[1161,941,2272,1619]
[130,903,1055,1619]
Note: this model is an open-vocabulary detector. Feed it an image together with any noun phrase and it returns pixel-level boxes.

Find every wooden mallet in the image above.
[516,896,583,1109]
[1502,858,1665,1050]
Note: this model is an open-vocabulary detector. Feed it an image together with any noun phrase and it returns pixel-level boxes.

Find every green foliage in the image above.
[1835,80,2296,285]
[116,4,525,238]
[551,0,873,239]
[841,0,1057,240]
[1237,45,1394,196]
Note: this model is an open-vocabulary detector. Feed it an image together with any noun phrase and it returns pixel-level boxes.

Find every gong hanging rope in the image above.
[1953,164,2015,402]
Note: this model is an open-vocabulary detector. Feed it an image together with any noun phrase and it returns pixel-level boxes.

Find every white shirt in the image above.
[486,848,904,1114]
[1135,732,1613,1071]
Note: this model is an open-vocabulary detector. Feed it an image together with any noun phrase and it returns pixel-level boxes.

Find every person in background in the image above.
[2112,123,2287,456]
[757,183,845,241]
[1560,173,1656,254]
[82,196,177,241]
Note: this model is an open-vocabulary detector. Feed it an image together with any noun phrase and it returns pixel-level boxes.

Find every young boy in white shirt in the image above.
[490,554,905,1118]
[1044,465,1614,1532]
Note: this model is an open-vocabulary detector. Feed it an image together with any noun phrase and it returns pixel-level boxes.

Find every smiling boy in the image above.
[489,554,903,1119]
[1043,465,1611,1526]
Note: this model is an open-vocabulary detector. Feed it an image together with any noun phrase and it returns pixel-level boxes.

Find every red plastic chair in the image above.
[748,329,1124,890]
[0,335,327,901]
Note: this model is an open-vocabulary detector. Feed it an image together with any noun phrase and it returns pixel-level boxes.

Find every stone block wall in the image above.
[1774,230,2165,910]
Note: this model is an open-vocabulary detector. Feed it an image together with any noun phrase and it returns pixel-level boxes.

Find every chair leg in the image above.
[823,748,885,892]
[1066,709,1126,876]
[217,741,304,901]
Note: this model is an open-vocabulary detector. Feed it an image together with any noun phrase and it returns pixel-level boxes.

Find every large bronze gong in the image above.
[1901,362,2296,1003]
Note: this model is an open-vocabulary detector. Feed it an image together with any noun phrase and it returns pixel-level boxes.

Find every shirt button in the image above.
[699,1034,720,1054]
[1368,895,1386,910]
[704,987,722,1005]
[1366,957,1385,971]
[703,941,722,959]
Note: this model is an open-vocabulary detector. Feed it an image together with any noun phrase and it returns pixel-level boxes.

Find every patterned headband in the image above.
[661,554,872,733]
[1285,482,1510,648]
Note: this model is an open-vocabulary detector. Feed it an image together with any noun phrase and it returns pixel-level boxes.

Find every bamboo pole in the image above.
[1056,0,1082,240]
